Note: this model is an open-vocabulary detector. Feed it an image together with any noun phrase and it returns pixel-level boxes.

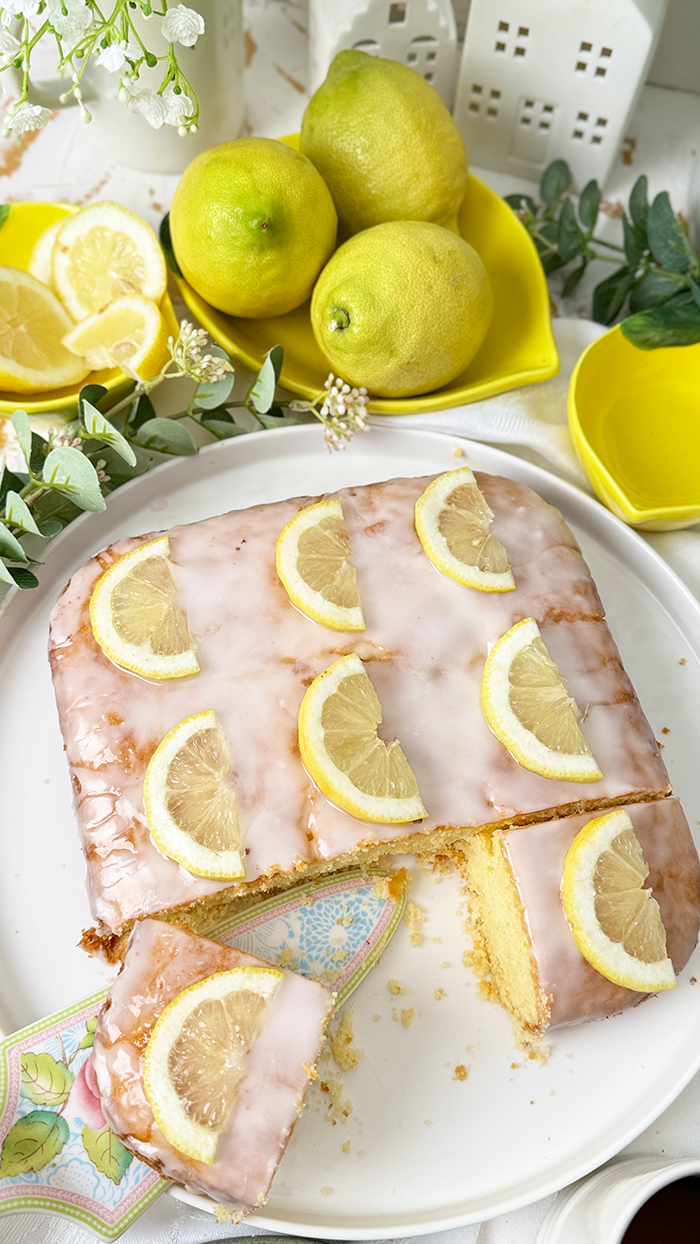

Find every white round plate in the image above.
[1,426,699,1237]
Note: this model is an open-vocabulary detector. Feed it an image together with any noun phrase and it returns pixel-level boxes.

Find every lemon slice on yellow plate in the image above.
[415,467,515,592]
[0,265,90,394]
[143,710,245,880]
[90,535,200,680]
[481,616,602,782]
[53,200,167,321]
[143,966,283,1163]
[276,499,365,632]
[298,652,426,824]
[562,808,676,992]
[63,294,170,380]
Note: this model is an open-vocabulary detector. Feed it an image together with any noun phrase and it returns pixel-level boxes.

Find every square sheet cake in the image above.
[49,471,670,959]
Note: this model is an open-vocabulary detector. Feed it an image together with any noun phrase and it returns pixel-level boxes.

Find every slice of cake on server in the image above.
[49,467,697,1032]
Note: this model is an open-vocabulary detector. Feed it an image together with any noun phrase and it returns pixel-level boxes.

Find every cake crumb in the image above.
[478,979,499,1003]
[336,914,354,926]
[387,978,405,995]
[454,445,465,457]
[453,1065,468,1081]
[691,977,697,984]
[302,1062,318,1080]
[661,727,670,735]
[214,1204,232,1225]
[404,901,424,945]
[342,1141,351,1153]
[329,1009,364,1071]
[549,1090,555,1096]
[679,658,686,665]
[424,1118,432,1126]
[434,988,447,1000]
[431,937,441,944]
[321,1186,333,1196]
[320,1076,352,1123]
[401,1007,415,1029]
[277,946,294,967]
[441,961,451,969]
[373,1013,382,1021]
[462,949,473,968]
[332,947,349,963]
[320,1047,331,1061]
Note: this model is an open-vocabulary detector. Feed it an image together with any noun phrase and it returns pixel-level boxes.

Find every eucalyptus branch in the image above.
[505,159,700,348]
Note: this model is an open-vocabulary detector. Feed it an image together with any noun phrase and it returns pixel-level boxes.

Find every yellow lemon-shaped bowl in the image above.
[0,201,179,419]
[173,135,559,413]
[569,325,700,531]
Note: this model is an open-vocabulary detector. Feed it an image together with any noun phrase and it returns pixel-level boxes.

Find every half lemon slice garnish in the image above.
[276,499,366,631]
[415,468,515,593]
[143,710,245,880]
[143,966,283,1163]
[63,294,170,380]
[298,652,427,824]
[561,809,676,993]
[90,536,199,680]
[52,200,167,321]
[481,617,602,782]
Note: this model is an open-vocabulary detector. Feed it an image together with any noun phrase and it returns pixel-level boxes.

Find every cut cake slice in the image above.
[48,472,670,959]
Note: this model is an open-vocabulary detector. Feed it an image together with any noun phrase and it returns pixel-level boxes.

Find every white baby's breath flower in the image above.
[123,84,168,128]
[162,82,194,127]
[47,0,92,43]
[1,0,40,26]
[4,99,51,136]
[96,40,140,73]
[0,27,19,63]
[160,3,204,48]
[169,320,233,382]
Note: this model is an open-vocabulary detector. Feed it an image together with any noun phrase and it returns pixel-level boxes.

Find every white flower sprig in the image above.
[291,374,370,451]
[0,0,204,139]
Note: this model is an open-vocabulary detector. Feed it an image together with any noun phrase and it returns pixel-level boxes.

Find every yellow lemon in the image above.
[63,294,170,380]
[301,49,468,236]
[562,809,676,992]
[143,967,283,1163]
[276,499,365,632]
[0,265,90,394]
[169,137,337,317]
[311,221,492,398]
[415,468,515,592]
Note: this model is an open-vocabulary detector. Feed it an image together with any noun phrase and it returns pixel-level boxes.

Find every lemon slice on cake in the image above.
[90,536,200,680]
[481,617,602,782]
[63,295,170,380]
[562,809,676,992]
[415,468,515,593]
[0,266,90,394]
[143,710,245,880]
[276,499,366,631]
[53,200,167,321]
[143,966,283,1163]
[298,652,426,824]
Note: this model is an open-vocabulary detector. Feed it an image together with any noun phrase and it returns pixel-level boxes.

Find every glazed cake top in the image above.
[502,798,700,1029]
[92,919,333,1216]
[49,472,669,936]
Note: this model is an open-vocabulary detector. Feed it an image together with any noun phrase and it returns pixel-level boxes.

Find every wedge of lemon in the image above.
[481,617,602,782]
[562,809,676,992]
[143,710,245,880]
[89,536,200,680]
[298,652,427,824]
[143,966,283,1163]
[27,218,64,290]
[63,294,170,380]
[52,200,167,321]
[415,468,515,593]
[0,265,90,394]
[276,499,366,632]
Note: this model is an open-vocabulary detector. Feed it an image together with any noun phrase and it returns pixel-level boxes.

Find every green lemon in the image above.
[310,221,493,399]
[300,50,468,236]
[170,137,337,318]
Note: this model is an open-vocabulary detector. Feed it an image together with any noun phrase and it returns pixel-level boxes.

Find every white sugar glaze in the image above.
[502,798,700,1027]
[48,473,669,935]
[93,920,333,1216]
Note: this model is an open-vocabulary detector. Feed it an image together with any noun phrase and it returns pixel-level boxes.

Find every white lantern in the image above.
[453,0,668,189]
[308,0,459,108]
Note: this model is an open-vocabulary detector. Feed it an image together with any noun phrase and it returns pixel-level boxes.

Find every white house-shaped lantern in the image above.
[309,0,459,107]
[453,0,668,188]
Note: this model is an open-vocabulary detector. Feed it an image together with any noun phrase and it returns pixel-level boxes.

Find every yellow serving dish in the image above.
[0,201,179,419]
[569,325,700,531]
[174,134,559,414]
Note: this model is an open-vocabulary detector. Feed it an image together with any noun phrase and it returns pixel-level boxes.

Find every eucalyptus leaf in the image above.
[562,260,587,297]
[540,160,571,205]
[504,193,537,217]
[647,192,695,272]
[12,410,32,468]
[0,525,27,562]
[541,251,565,275]
[689,277,700,309]
[43,447,106,512]
[621,304,700,349]
[78,383,108,418]
[81,402,137,465]
[0,467,27,509]
[29,431,48,475]
[200,407,235,424]
[8,567,40,589]
[268,344,284,384]
[592,266,635,324]
[248,351,278,414]
[159,211,183,277]
[255,412,301,429]
[127,392,157,433]
[37,518,64,538]
[622,214,645,268]
[3,489,40,535]
[0,204,9,229]
[578,180,601,232]
[194,371,234,410]
[0,560,15,586]
[629,175,649,232]
[628,269,687,313]
[91,443,150,488]
[135,418,197,455]
[201,420,248,439]
[557,198,586,262]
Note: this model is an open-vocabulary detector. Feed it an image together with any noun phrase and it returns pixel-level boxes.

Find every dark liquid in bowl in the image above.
[621,1176,700,1242]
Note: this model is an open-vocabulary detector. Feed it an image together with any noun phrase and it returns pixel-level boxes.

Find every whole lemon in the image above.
[170,137,337,318]
[300,50,468,236]
[310,221,492,398]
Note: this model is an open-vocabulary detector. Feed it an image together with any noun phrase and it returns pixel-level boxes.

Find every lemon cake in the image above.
[48,470,671,962]
[92,919,333,1218]
[463,798,700,1036]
